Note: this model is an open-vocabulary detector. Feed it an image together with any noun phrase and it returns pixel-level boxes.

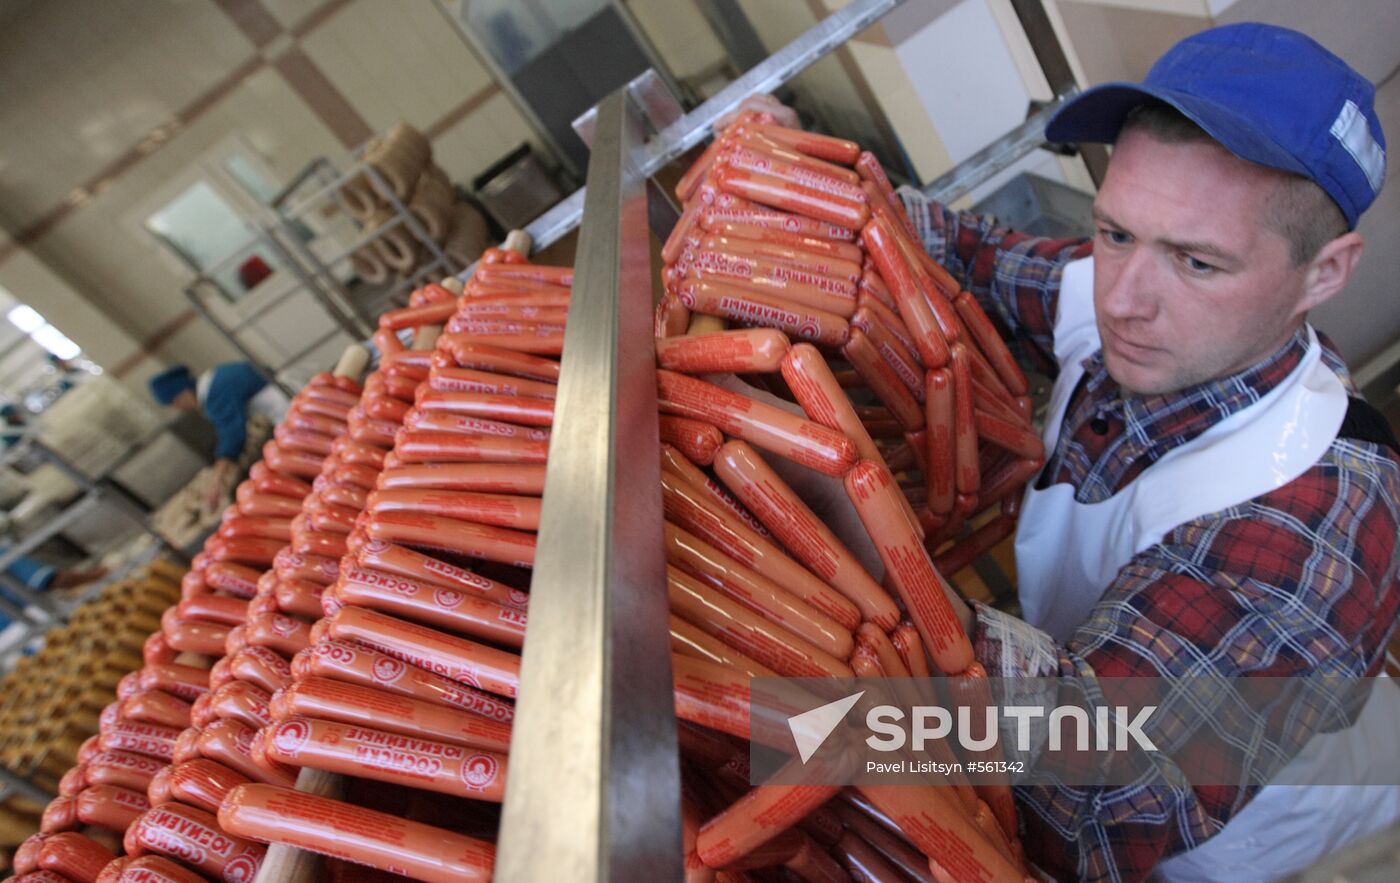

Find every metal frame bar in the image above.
[922,91,1077,205]
[508,0,899,257]
[496,90,680,882]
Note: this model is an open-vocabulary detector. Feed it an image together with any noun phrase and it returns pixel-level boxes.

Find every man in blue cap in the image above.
[733,21,1396,882]
[149,361,289,507]
[894,23,1398,882]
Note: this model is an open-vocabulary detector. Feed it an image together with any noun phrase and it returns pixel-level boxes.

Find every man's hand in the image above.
[714,93,800,132]
[205,458,237,511]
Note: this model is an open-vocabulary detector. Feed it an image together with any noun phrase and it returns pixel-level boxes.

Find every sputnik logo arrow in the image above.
[788,691,864,763]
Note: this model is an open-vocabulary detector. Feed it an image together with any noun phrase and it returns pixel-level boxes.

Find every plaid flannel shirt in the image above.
[899,189,1400,882]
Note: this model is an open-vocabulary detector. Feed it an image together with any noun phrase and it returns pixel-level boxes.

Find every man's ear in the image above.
[1298,231,1365,314]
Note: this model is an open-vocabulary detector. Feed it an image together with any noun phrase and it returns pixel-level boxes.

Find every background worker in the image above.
[148,361,289,507]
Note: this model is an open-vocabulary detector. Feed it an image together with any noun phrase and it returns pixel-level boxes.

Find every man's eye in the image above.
[1183,254,1216,273]
[1099,228,1131,245]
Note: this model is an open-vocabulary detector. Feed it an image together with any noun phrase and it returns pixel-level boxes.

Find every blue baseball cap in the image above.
[1046,23,1386,228]
[148,365,194,405]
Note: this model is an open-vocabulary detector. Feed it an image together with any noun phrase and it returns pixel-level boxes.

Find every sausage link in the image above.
[218,783,493,883]
[75,784,149,833]
[228,646,293,694]
[126,802,265,882]
[715,165,868,230]
[703,220,863,262]
[167,759,252,815]
[119,691,192,730]
[274,548,339,585]
[852,307,926,402]
[175,595,248,627]
[696,778,843,869]
[250,462,313,497]
[291,640,513,723]
[35,832,114,883]
[270,677,511,753]
[427,366,557,400]
[413,389,553,427]
[236,490,303,519]
[195,719,295,789]
[207,680,274,730]
[109,856,209,883]
[657,370,856,476]
[658,327,792,376]
[668,565,852,678]
[356,540,528,610]
[676,277,851,345]
[667,522,853,660]
[833,802,936,883]
[924,368,957,515]
[204,536,284,568]
[403,408,550,443]
[843,329,924,431]
[843,461,973,673]
[322,606,520,698]
[660,444,773,540]
[264,716,507,801]
[437,338,561,382]
[671,614,779,680]
[661,470,860,630]
[329,567,526,648]
[860,217,951,369]
[713,440,899,630]
[953,292,1028,396]
[243,612,312,657]
[672,653,752,743]
[973,409,1045,462]
[854,785,1022,883]
[660,415,725,466]
[699,212,853,251]
[364,510,536,568]
[138,664,210,702]
[40,796,77,834]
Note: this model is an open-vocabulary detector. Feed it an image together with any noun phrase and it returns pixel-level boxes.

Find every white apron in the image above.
[1013,257,1400,881]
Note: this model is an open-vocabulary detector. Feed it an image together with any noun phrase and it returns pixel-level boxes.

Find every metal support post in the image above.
[495,90,681,882]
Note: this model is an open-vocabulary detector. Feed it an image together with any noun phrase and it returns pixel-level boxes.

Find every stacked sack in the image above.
[341,123,491,282]
[653,110,1044,881]
[0,563,181,869]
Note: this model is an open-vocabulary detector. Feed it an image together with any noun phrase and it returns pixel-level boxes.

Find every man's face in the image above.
[1091,128,1312,396]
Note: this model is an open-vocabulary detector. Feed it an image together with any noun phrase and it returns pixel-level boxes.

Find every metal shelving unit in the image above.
[0,435,186,667]
[178,148,466,393]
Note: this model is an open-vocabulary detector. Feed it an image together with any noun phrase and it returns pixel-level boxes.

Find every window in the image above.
[144,179,281,301]
[7,305,81,360]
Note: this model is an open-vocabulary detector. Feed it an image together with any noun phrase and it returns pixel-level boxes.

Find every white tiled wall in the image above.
[300,0,492,135]
[431,92,545,189]
[262,0,327,31]
[32,67,344,369]
[0,0,256,226]
[623,0,728,83]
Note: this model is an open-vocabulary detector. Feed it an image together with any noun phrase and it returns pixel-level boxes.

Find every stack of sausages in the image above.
[220,267,566,880]
[662,111,1044,574]
[652,110,1042,881]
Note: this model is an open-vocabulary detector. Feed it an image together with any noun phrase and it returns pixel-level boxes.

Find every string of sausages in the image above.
[657,111,1042,882]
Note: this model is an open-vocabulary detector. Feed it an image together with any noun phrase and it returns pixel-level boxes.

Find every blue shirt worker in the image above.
[149,362,289,506]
